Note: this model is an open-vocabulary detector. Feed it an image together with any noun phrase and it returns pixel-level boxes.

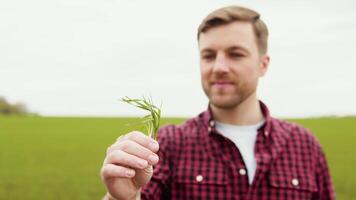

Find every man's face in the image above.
[198,21,269,109]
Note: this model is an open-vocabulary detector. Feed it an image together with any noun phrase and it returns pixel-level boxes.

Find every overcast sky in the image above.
[1,0,355,117]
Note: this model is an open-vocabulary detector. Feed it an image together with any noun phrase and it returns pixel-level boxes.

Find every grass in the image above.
[290,117,356,200]
[0,116,354,199]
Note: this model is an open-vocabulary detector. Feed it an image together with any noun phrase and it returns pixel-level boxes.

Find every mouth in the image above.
[212,80,234,86]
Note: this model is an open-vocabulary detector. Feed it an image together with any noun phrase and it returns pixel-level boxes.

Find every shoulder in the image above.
[272,117,322,152]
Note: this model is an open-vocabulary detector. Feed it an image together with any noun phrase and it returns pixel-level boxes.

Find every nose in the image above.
[213,53,229,73]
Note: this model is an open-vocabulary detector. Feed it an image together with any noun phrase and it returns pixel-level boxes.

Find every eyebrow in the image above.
[227,46,249,54]
[200,45,250,55]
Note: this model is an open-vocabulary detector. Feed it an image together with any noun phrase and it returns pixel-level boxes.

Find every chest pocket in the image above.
[269,169,318,197]
[269,170,317,192]
[173,160,227,188]
[172,164,228,199]
[173,162,228,186]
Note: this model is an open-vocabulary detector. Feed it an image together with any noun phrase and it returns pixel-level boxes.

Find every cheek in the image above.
[231,66,257,85]
[244,69,260,86]
[200,67,210,80]
[240,61,260,75]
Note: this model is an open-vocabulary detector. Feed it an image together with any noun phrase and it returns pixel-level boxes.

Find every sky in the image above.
[1,0,356,118]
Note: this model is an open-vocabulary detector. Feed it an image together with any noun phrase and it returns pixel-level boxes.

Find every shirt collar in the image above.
[199,100,289,162]
[201,100,273,137]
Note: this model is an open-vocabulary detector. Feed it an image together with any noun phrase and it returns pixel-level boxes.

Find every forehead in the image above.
[198,21,257,52]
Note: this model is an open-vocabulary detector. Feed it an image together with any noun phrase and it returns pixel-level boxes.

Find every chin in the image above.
[209,96,243,109]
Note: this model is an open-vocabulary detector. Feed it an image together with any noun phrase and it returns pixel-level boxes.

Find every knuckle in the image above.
[101,165,110,178]
[119,140,132,151]
[108,166,116,176]
[107,150,123,163]
[119,142,128,151]
[130,131,147,140]
[126,132,138,140]
[106,142,120,155]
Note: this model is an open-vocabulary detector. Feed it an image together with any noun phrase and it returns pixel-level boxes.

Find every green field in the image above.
[0,116,354,199]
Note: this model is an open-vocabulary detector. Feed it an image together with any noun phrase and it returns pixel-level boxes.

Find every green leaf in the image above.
[120,96,162,140]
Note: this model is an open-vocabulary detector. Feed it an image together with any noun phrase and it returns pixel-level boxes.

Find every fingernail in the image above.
[149,155,159,163]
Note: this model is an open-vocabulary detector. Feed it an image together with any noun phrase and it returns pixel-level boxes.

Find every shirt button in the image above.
[292,178,299,186]
[196,174,203,182]
[264,131,269,136]
[208,127,212,132]
[239,168,247,176]
[209,120,215,127]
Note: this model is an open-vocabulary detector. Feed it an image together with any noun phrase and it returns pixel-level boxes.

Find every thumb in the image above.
[132,165,153,188]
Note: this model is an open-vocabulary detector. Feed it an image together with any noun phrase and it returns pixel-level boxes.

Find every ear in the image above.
[259,54,270,77]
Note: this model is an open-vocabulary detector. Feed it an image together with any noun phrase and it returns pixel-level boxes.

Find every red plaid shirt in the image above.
[141,101,335,200]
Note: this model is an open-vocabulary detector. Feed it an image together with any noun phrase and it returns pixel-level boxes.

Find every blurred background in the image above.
[1,0,355,199]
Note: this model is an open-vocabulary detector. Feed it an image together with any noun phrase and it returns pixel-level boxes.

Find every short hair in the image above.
[197,6,269,54]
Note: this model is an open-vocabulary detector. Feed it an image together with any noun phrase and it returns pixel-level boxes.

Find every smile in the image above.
[212,80,233,86]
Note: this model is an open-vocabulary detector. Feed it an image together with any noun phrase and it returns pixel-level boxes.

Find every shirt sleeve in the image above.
[314,145,336,200]
[141,126,173,200]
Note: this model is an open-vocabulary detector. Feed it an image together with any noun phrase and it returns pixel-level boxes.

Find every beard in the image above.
[202,80,256,110]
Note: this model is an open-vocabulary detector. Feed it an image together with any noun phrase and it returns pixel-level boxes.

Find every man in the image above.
[101,6,335,200]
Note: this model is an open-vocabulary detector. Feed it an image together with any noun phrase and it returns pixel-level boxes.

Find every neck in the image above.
[211,93,264,125]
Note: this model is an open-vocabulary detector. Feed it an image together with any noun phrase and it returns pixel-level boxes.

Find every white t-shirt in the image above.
[215,119,265,184]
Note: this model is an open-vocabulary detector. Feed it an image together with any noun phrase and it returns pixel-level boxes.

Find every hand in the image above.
[100,131,160,200]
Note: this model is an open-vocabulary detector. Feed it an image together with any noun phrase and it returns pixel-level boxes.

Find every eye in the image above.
[229,52,244,58]
[201,54,215,61]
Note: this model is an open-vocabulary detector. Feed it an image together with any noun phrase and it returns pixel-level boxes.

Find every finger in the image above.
[106,135,131,155]
[116,135,125,142]
[105,149,150,169]
[101,163,136,179]
[109,140,159,165]
[123,131,159,152]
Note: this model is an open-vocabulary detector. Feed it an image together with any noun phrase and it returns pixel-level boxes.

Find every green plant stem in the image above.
[121,96,161,140]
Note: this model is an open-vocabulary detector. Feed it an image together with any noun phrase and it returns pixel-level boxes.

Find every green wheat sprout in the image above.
[121,96,162,140]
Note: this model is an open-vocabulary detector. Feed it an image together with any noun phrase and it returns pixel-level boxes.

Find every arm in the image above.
[314,146,336,200]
